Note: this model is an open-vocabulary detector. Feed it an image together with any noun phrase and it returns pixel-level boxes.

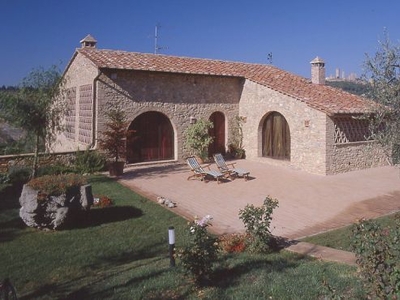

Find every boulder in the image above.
[19,184,94,230]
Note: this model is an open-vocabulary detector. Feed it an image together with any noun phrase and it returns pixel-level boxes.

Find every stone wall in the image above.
[52,52,390,175]
[325,116,389,174]
[239,80,328,175]
[53,52,99,152]
[328,142,389,174]
[0,151,79,173]
[95,70,243,160]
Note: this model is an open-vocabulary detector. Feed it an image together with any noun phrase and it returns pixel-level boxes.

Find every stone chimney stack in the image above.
[80,34,97,48]
[310,56,326,85]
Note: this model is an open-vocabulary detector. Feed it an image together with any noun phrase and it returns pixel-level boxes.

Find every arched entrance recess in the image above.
[262,112,290,160]
[126,111,174,163]
[208,112,225,156]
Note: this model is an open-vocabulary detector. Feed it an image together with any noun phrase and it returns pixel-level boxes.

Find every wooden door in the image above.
[208,112,225,156]
[126,111,174,163]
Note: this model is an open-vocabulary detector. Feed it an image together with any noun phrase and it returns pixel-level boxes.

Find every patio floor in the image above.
[118,159,400,240]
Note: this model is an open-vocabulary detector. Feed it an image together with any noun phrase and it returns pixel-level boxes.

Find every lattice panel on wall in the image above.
[65,87,76,140]
[334,117,371,144]
[78,84,93,145]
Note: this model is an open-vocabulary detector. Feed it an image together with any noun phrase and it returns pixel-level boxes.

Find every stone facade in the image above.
[240,80,328,174]
[96,70,242,160]
[51,44,389,175]
[56,55,242,160]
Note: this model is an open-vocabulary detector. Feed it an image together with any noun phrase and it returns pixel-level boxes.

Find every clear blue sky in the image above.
[0,0,399,86]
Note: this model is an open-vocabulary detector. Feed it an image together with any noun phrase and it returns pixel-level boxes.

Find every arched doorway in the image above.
[262,112,290,160]
[208,112,225,156]
[126,111,174,163]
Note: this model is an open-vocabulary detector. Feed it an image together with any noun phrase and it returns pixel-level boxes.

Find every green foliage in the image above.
[351,215,400,299]
[326,81,370,96]
[183,119,213,160]
[228,116,246,158]
[27,174,87,198]
[0,172,10,184]
[74,149,106,174]
[239,196,279,253]
[363,31,400,165]
[178,215,220,285]
[36,163,76,177]
[0,66,67,177]
[98,108,129,163]
[8,165,31,186]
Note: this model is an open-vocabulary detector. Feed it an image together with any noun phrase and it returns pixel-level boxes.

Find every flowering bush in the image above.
[219,233,247,253]
[178,215,220,285]
[351,216,400,299]
[93,195,113,208]
[27,174,87,200]
[238,196,279,253]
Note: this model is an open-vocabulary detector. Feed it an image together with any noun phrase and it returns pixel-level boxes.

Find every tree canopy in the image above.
[0,66,67,177]
[362,32,400,165]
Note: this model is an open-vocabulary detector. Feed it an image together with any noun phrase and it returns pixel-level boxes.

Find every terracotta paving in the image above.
[118,159,400,240]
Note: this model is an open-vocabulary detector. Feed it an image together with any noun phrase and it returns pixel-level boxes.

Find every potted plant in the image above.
[98,107,128,176]
[184,119,214,162]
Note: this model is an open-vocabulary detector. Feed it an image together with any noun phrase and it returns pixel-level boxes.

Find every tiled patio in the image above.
[118,159,400,239]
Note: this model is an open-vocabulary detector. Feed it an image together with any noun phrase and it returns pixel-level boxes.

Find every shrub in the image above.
[27,174,87,199]
[178,215,220,285]
[219,233,247,253]
[351,215,400,299]
[0,172,10,184]
[8,165,31,185]
[183,119,213,161]
[238,196,279,253]
[93,195,113,208]
[36,163,76,177]
[74,149,106,174]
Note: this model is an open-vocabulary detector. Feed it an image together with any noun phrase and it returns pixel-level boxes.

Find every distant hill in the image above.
[326,80,370,97]
[0,119,24,145]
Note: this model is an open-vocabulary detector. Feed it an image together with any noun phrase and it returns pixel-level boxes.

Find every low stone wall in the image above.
[328,141,389,174]
[0,151,80,173]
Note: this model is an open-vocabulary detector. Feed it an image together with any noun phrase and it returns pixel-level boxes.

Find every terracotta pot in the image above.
[108,161,125,176]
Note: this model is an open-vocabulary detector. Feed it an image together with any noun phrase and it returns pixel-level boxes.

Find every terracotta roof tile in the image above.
[78,48,377,115]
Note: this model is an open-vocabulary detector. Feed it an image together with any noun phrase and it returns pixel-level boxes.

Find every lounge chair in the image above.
[213,153,250,181]
[186,156,225,184]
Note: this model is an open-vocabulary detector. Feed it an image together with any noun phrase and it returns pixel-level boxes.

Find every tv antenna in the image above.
[154,23,168,54]
[267,52,273,65]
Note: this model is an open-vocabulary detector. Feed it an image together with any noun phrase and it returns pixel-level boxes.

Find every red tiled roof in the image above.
[77,48,377,116]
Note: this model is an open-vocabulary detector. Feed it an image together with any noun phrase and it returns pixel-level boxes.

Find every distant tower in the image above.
[335,68,340,79]
[80,34,97,48]
[310,56,326,85]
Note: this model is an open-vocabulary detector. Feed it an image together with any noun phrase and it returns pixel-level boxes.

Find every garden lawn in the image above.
[1,175,365,299]
[301,213,400,252]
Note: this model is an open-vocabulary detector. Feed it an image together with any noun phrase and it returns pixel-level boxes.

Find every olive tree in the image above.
[363,32,400,165]
[0,66,67,177]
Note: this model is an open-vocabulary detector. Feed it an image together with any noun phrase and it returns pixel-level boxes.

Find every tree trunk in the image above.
[32,134,40,178]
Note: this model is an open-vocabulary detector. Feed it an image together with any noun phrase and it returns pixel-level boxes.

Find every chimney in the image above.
[80,34,97,48]
[310,56,326,84]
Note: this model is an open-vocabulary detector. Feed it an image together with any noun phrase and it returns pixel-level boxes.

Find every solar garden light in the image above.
[168,226,175,267]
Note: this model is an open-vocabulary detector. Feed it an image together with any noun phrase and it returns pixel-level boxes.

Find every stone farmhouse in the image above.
[54,34,388,175]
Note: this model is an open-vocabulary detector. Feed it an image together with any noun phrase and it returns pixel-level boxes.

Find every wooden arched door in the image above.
[208,112,225,156]
[262,112,290,160]
[126,111,174,163]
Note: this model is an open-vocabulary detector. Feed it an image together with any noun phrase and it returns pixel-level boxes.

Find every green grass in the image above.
[0,175,365,299]
[301,213,400,252]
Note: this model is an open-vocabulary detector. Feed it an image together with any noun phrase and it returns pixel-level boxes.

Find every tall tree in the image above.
[0,66,67,177]
[363,32,400,165]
